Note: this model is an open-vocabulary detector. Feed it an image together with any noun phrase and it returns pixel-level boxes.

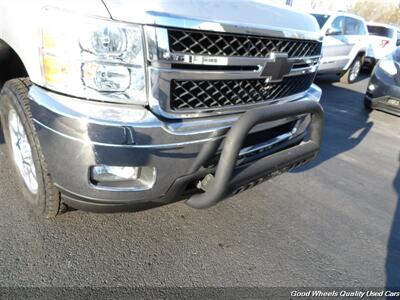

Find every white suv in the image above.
[365,22,400,68]
[311,11,368,84]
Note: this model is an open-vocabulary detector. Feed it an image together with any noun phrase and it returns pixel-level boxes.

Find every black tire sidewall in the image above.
[0,83,47,215]
[364,97,372,111]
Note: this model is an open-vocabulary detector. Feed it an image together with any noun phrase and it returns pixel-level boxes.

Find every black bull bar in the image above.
[185,100,323,209]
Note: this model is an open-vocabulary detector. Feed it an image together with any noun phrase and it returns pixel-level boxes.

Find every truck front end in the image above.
[2,0,324,213]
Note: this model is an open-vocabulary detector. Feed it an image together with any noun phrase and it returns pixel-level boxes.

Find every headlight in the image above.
[40,8,146,104]
[379,57,398,76]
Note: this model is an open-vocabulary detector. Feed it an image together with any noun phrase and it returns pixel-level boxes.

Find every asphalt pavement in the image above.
[0,74,399,292]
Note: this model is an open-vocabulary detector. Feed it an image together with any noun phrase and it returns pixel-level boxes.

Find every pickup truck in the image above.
[0,0,323,217]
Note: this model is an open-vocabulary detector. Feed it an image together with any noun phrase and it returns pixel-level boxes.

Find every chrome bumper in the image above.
[28,84,321,210]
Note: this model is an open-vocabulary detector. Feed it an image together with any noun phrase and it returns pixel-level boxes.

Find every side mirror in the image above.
[326,28,342,36]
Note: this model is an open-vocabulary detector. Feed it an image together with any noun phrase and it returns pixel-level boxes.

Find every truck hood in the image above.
[102,0,321,40]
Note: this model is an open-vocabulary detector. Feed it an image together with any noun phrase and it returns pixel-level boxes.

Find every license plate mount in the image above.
[387,98,400,107]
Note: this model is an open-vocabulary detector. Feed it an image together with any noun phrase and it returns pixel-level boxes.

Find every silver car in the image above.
[311,11,368,84]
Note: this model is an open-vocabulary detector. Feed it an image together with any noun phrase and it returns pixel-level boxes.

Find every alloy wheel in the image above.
[349,60,361,82]
[8,109,38,195]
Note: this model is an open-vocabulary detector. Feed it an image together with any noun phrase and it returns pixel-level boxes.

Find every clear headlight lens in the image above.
[379,57,398,76]
[40,8,146,104]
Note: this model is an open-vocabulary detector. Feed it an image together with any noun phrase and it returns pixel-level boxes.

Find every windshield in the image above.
[311,13,330,29]
[367,25,394,38]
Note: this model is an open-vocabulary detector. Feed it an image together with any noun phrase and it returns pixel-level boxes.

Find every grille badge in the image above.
[261,53,294,83]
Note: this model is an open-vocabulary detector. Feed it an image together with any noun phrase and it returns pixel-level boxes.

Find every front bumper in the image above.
[28,84,322,212]
[365,67,400,117]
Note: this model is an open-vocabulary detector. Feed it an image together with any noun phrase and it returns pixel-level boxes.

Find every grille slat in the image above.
[171,73,316,111]
[168,29,322,58]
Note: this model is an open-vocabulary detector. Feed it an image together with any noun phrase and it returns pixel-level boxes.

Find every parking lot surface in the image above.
[0,74,399,289]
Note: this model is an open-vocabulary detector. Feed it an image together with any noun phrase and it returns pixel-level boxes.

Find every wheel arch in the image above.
[357,50,366,64]
[344,49,366,71]
[0,40,28,88]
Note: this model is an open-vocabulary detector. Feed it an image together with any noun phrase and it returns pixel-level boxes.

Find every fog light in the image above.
[368,83,376,91]
[90,165,156,190]
[91,166,140,182]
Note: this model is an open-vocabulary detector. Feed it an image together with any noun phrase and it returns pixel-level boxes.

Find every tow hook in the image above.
[196,174,214,191]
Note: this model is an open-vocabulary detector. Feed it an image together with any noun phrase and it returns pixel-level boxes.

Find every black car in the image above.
[365,47,400,116]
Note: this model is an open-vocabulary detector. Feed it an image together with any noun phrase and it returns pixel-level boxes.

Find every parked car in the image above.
[311,11,369,84]
[365,22,400,68]
[0,0,324,217]
[365,47,400,116]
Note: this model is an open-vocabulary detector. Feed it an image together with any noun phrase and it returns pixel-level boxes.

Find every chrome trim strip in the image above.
[150,64,318,80]
[151,67,261,80]
[153,52,321,67]
[33,113,301,151]
[143,12,323,41]
[33,119,223,149]
[155,53,321,68]
[163,115,299,137]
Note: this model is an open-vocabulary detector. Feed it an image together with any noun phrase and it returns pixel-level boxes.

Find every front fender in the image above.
[343,41,368,70]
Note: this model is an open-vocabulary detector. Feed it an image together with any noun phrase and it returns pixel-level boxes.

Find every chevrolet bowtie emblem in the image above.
[261,53,293,82]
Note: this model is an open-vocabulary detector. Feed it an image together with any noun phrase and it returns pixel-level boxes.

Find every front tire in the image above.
[340,56,362,84]
[364,97,373,111]
[0,78,61,218]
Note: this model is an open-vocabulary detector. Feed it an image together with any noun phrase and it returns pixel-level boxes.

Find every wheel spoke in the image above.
[11,122,19,137]
[8,109,38,194]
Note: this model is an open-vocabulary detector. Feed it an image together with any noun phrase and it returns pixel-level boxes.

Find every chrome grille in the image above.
[145,26,322,118]
[168,29,322,58]
[170,73,316,111]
